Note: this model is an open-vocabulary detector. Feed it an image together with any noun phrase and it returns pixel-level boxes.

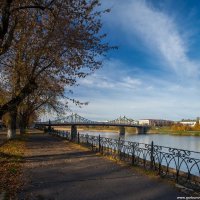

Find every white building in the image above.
[138,119,174,126]
[179,121,196,127]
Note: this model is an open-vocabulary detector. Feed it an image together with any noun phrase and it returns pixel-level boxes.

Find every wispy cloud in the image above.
[79,75,142,90]
[71,58,200,121]
[104,0,199,77]
[79,59,143,91]
[61,1,200,121]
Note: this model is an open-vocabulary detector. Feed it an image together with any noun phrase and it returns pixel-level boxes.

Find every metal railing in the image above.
[47,129,200,192]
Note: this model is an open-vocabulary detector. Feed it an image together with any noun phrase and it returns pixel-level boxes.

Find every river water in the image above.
[79,131,200,153]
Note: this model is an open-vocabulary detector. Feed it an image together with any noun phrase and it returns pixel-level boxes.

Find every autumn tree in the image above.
[0,0,113,120]
[0,0,59,116]
[0,1,56,55]
[0,0,114,138]
[17,85,64,135]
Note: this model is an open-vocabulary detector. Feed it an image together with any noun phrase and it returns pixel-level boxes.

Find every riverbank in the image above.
[149,127,200,136]
[54,126,118,133]
[53,126,200,136]
[53,126,137,134]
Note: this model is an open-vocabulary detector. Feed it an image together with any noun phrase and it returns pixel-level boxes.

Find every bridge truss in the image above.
[48,113,138,125]
[108,116,138,125]
[52,113,95,124]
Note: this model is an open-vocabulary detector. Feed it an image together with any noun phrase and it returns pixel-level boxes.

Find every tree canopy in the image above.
[0,0,114,138]
[0,0,113,116]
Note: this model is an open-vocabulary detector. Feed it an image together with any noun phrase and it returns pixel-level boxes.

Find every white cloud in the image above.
[78,60,144,91]
[58,1,200,121]
[80,75,142,90]
[120,77,142,89]
[104,0,199,77]
[70,58,200,121]
[80,79,94,85]
[69,92,200,121]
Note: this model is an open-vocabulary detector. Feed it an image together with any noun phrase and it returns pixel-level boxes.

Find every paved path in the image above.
[18,134,184,200]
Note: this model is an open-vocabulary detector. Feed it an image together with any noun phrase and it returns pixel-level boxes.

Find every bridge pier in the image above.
[48,120,52,132]
[136,126,148,134]
[71,125,77,140]
[119,126,125,136]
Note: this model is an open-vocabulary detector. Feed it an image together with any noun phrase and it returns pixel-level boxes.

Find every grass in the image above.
[0,136,26,199]
[149,127,200,136]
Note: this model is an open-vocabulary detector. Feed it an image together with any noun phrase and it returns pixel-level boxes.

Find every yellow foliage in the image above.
[171,123,200,131]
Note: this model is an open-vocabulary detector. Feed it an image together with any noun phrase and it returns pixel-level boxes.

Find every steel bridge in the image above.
[35,113,150,136]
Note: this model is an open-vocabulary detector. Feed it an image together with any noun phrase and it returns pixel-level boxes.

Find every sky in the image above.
[67,0,200,121]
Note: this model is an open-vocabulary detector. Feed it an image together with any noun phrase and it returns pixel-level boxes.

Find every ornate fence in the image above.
[47,129,200,191]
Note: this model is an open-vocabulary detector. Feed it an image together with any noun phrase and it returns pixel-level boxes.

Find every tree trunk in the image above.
[19,116,27,135]
[19,123,26,135]
[7,108,17,139]
[19,113,29,135]
[0,79,37,118]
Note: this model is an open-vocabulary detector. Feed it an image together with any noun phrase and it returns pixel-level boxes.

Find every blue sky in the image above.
[68,0,200,121]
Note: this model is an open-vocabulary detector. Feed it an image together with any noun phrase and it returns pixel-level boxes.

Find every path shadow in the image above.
[24,151,96,162]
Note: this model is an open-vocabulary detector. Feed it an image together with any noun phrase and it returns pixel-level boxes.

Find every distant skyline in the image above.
[66,0,200,121]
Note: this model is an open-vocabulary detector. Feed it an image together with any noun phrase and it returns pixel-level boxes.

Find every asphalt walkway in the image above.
[18,134,184,200]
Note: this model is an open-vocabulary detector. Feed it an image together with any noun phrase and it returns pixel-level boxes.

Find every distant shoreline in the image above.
[54,126,200,136]
[149,128,200,136]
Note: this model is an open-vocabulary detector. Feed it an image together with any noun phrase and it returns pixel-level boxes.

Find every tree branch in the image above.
[0,79,38,117]
[11,0,56,13]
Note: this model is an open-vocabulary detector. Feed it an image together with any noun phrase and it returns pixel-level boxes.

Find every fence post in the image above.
[176,155,180,183]
[86,134,89,145]
[150,141,154,169]
[118,137,121,159]
[48,119,51,133]
[78,132,80,144]
[70,131,72,141]
[92,137,94,151]
[98,135,101,152]
[65,131,67,139]
[131,144,135,166]
[65,131,68,140]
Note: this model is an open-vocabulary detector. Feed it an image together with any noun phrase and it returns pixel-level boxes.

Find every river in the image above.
[79,131,200,152]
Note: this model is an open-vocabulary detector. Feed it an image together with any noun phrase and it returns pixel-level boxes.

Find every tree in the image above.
[17,76,66,135]
[0,0,113,119]
[1,0,114,138]
[0,1,58,118]
[0,0,56,57]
